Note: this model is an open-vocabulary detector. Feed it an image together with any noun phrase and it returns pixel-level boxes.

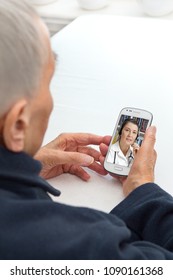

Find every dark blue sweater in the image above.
[0,146,173,259]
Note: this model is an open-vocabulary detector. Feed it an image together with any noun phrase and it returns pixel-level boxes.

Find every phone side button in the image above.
[114,166,123,171]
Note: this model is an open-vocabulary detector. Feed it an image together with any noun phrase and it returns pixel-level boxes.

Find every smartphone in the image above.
[104,107,153,176]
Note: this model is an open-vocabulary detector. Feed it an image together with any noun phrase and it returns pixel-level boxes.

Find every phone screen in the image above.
[104,108,153,176]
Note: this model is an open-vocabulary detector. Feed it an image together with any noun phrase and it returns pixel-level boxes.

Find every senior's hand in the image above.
[34,133,110,181]
[99,126,157,196]
[123,126,157,196]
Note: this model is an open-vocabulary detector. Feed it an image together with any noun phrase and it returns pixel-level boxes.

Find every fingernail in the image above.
[83,156,94,165]
[149,126,156,134]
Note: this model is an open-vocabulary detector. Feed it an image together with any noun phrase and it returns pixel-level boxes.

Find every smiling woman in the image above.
[107,119,139,167]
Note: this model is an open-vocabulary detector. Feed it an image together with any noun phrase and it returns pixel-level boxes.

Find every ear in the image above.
[2,99,29,152]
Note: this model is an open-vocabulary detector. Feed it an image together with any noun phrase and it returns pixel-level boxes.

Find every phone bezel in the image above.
[104,107,153,176]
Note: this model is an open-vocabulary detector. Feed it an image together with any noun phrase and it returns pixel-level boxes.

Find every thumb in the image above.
[141,126,156,152]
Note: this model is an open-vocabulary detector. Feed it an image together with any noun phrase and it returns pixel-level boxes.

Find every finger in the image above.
[99,143,109,157]
[47,133,103,151]
[80,134,111,146]
[41,149,94,167]
[68,165,91,181]
[59,151,94,166]
[141,126,156,153]
[64,133,106,146]
[117,176,127,184]
[99,155,105,166]
[63,133,112,147]
[88,161,108,175]
[102,135,112,145]
[77,146,101,161]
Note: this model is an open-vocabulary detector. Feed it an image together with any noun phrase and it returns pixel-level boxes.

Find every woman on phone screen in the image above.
[107,119,139,167]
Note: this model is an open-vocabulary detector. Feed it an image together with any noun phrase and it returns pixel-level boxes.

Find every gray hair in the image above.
[0,0,50,116]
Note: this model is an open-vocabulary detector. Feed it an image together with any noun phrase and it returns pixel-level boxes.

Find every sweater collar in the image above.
[0,146,61,197]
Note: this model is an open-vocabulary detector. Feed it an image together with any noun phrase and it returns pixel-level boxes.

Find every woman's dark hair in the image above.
[118,118,139,140]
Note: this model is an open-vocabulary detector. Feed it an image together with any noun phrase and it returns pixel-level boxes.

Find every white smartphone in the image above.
[104,107,153,176]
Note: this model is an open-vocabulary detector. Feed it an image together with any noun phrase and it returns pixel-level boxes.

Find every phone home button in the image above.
[114,166,123,171]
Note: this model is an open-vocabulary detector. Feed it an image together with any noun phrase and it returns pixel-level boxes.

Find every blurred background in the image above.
[30,0,173,36]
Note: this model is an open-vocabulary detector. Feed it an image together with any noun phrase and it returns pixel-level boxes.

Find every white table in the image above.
[44,15,173,212]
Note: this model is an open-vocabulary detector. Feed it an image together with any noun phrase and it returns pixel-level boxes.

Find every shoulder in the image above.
[111,141,120,152]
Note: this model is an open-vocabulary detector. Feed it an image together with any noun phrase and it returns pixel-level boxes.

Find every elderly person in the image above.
[0,0,173,260]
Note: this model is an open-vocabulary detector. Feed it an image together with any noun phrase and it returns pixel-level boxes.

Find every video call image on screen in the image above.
[106,115,149,167]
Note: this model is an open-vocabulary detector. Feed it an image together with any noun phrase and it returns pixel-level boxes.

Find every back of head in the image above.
[0,0,49,116]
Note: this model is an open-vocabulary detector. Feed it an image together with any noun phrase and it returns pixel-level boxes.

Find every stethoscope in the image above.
[128,151,134,166]
[113,150,134,166]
